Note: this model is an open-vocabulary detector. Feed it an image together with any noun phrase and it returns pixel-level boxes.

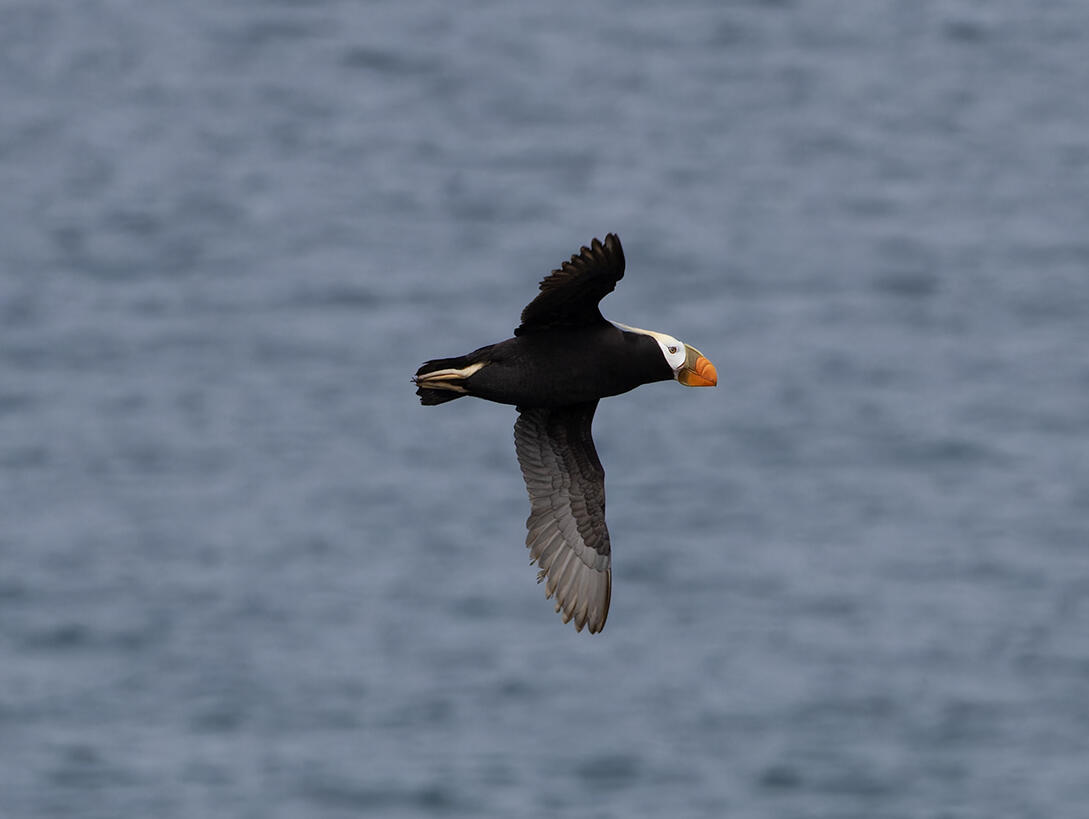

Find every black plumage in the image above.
[516,233,626,334]
[414,234,716,633]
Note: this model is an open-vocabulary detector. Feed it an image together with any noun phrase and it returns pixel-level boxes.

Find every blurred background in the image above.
[2,1,1088,817]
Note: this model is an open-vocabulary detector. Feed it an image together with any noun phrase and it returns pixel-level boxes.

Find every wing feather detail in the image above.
[515,234,625,335]
[513,402,612,633]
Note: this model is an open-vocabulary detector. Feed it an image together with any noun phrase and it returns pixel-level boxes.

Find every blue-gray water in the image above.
[3,1,1089,817]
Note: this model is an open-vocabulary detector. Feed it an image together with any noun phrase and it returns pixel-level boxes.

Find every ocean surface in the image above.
[2,1,1089,817]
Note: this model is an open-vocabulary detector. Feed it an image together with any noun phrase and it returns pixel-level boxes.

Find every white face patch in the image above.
[609,321,687,373]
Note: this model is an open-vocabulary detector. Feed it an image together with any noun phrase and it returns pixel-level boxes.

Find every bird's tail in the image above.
[413,354,489,405]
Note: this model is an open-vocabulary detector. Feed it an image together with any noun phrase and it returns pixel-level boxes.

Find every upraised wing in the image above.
[513,402,611,633]
[515,234,625,336]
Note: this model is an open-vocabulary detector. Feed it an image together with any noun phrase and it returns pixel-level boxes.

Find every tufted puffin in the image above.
[413,234,717,633]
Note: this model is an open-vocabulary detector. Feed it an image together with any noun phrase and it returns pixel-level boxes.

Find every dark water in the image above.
[3,1,1089,816]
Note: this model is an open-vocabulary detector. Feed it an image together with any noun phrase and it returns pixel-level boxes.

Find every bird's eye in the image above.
[668,345,678,355]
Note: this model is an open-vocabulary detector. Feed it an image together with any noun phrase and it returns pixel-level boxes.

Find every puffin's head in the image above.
[652,333,718,387]
[612,322,718,387]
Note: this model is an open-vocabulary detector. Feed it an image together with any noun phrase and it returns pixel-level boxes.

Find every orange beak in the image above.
[677,345,717,387]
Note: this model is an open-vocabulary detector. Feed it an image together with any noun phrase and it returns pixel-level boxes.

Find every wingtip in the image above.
[603,232,624,274]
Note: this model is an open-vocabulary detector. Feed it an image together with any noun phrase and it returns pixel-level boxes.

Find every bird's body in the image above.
[420,325,673,409]
[414,234,716,633]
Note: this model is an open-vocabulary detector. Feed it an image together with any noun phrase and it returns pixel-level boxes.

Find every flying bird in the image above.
[413,234,717,633]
